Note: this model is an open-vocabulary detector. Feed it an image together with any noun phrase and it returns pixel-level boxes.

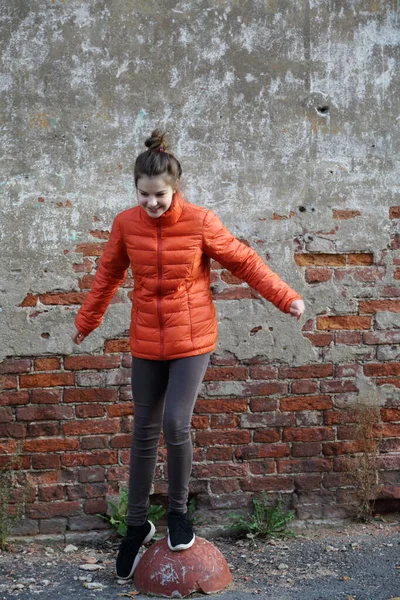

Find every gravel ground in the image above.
[0,518,399,600]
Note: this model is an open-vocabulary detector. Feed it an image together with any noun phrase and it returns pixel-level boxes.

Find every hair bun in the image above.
[145,129,169,152]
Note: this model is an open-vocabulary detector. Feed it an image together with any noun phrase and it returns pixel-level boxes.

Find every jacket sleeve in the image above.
[202,210,303,314]
[74,214,130,335]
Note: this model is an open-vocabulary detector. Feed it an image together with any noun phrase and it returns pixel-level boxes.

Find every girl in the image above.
[72,130,305,579]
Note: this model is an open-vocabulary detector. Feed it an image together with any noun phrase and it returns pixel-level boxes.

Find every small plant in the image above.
[347,401,382,523]
[96,488,165,537]
[0,452,33,550]
[227,493,295,539]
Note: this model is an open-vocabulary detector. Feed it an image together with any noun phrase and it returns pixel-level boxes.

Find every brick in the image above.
[323,441,363,455]
[245,382,287,396]
[248,365,277,379]
[62,420,119,436]
[220,271,244,285]
[249,398,278,412]
[0,375,17,390]
[39,292,87,305]
[105,368,131,386]
[195,430,250,446]
[235,444,290,459]
[0,359,31,374]
[80,436,108,450]
[192,464,248,478]
[34,358,61,371]
[31,389,62,404]
[332,209,361,220]
[303,333,333,347]
[28,422,60,437]
[347,253,373,265]
[64,355,121,370]
[76,372,106,387]
[0,454,30,469]
[16,406,74,421]
[324,410,358,425]
[376,377,400,388]
[0,440,17,454]
[381,408,400,422]
[377,423,400,437]
[334,364,363,377]
[317,316,371,330]
[107,466,129,481]
[280,396,332,411]
[278,364,333,379]
[39,518,67,535]
[75,404,105,418]
[210,414,238,428]
[23,438,79,453]
[78,274,94,289]
[253,429,281,443]
[32,455,61,470]
[320,380,358,393]
[364,330,400,344]
[240,412,293,427]
[26,501,81,519]
[364,363,400,377]
[104,339,130,353]
[283,427,334,442]
[110,434,132,448]
[38,485,65,502]
[0,407,12,422]
[389,206,400,218]
[61,451,117,467]
[249,461,276,475]
[383,285,400,296]
[206,447,233,461]
[359,300,400,314]
[194,399,247,414]
[203,366,248,381]
[294,253,346,267]
[0,391,29,406]
[0,423,26,438]
[334,331,362,344]
[67,483,109,500]
[210,480,240,493]
[19,293,38,307]
[20,373,74,388]
[240,476,293,491]
[210,351,238,366]
[295,411,323,426]
[294,474,322,490]
[107,403,134,417]
[64,388,117,403]
[292,442,322,457]
[305,268,332,283]
[291,380,318,394]
[376,454,400,469]
[302,319,314,332]
[323,472,354,487]
[83,498,108,514]
[277,458,331,473]
[335,267,384,282]
[74,242,105,256]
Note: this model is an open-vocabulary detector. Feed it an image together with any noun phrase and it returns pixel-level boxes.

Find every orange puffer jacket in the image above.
[75,192,302,360]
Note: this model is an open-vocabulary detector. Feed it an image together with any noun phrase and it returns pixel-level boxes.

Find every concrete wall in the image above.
[1,1,400,537]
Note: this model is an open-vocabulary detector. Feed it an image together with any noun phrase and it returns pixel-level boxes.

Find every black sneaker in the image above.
[116,520,155,579]
[167,511,195,551]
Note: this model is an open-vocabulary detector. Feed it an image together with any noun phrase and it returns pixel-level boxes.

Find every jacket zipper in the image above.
[156,220,164,357]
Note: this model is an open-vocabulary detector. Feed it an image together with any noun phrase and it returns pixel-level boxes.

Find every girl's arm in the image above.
[202,210,303,314]
[74,214,130,338]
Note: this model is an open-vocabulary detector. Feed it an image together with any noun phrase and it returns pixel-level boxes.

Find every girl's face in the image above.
[136,175,175,219]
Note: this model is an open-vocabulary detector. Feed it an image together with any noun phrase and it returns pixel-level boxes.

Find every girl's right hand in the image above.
[72,325,87,345]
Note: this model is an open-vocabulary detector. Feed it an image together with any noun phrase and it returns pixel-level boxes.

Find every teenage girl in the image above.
[72,130,305,579]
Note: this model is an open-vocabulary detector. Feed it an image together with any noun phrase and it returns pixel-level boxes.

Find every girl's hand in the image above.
[289,299,305,321]
[72,325,87,345]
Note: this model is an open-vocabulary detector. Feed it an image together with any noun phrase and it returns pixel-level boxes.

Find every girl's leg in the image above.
[127,357,169,526]
[163,352,211,514]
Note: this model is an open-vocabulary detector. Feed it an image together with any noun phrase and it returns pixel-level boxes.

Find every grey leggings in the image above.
[127,352,211,526]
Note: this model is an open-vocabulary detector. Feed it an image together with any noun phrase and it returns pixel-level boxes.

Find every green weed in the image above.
[227,493,295,540]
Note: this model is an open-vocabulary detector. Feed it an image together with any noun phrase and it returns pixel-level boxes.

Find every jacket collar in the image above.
[140,191,185,227]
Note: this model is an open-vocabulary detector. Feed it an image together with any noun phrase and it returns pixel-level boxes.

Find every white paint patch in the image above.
[150,561,179,585]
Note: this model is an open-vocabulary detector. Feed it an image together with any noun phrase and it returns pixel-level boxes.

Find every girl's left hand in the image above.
[289,299,305,321]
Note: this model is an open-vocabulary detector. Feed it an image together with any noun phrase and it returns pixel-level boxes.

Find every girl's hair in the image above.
[134,129,182,187]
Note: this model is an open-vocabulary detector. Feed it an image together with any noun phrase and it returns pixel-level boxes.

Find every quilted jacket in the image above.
[74,192,303,360]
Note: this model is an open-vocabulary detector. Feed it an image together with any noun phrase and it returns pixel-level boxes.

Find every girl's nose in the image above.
[147,197,157,207]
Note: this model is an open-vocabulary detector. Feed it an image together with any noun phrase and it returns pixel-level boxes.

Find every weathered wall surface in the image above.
[1,0,400,537]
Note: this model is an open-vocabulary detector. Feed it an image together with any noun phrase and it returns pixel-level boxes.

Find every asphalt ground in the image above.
[0,518,399,600]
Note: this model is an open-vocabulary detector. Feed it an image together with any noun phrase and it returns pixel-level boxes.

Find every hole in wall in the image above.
[316,105,329,115]
[299,206,306,213]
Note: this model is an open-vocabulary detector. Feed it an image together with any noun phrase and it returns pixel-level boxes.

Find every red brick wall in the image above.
[1,212,400,536]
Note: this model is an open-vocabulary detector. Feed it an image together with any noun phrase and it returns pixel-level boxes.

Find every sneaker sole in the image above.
[167,531,195,551]
[116,521,156,580]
